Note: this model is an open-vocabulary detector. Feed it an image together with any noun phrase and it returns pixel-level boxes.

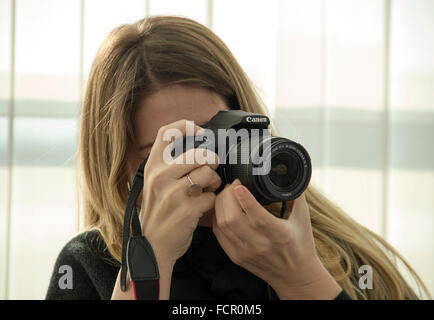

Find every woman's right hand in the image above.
[139,119,221,267]
[112,119,220,300]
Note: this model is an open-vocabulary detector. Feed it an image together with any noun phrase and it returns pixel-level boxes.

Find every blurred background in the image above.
[0,0,433,299]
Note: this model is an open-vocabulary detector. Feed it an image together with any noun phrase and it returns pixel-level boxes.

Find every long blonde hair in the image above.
[78,15,430,299]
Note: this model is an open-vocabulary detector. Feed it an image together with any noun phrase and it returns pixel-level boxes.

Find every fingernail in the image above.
[233,185,244,198]
[197,128,205,135]
[232,179,242,186]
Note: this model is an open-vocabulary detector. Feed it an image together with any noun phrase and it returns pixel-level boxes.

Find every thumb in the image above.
[233,184,274,226]
[287,192,311,226]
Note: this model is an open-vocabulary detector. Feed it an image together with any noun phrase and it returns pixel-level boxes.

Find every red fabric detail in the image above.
[132,281,138,300]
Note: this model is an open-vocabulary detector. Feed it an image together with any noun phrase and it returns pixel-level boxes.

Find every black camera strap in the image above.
[120,153,160,299]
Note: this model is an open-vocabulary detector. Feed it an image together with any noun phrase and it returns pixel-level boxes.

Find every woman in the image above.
[46,15,430,300]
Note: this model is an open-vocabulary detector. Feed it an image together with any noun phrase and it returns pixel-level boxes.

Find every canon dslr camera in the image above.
[171,110,311,205]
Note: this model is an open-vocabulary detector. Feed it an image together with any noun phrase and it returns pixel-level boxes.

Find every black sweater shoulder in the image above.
[45,229,120,300]
[46,228,352,300]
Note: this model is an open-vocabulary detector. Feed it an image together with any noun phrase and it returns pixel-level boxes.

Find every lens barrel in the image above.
[222,136,311,205]
[171,131,312,205]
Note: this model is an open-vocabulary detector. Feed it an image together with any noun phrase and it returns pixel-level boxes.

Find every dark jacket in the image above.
[46,227,350,300]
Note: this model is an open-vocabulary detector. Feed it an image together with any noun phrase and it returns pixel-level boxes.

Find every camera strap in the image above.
[120,153,160,300]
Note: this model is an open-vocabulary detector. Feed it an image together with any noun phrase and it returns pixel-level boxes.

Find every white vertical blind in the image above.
[0,0,432,299]
[0,0,12,301]
[83,0,147,77]
[323,0,386,235]
[149,0,208,26]
[8,0,80,299]
[274,0,324,189]
[387,0,434,296]
[213,0,279,117]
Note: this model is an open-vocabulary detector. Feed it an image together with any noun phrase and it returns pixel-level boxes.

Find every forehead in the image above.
[133,84,229,144]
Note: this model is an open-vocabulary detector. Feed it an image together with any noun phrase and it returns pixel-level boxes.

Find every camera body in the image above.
[171,110,312,205]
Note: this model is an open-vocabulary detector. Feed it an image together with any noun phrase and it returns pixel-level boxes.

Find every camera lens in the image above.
[269,151,301,189]
[223,135,312,205]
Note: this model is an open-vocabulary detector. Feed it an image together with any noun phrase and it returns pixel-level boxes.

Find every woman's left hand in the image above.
[212,179,342,300]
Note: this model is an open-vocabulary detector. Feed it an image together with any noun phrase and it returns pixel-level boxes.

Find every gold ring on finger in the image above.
[186,174,203,197]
